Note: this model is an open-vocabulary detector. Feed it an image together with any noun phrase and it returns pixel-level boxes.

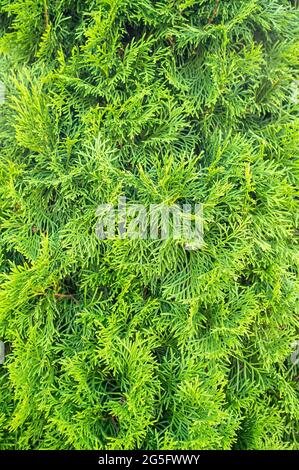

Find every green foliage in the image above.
[0,0,298,450]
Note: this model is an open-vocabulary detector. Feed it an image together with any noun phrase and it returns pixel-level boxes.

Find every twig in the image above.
[54,293,79,304]
[43,0,49,29]
[208,0,220,24]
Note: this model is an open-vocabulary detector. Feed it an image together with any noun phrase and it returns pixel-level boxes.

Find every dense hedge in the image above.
[0,0,298,450]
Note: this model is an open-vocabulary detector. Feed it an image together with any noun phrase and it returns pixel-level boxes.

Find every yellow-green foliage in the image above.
[0,0,298,450]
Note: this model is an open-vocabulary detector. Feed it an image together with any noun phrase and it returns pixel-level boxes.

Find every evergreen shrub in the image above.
[0,0,298,450]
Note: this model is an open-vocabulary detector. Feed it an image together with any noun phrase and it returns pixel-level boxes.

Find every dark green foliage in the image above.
[0,0,298,450]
